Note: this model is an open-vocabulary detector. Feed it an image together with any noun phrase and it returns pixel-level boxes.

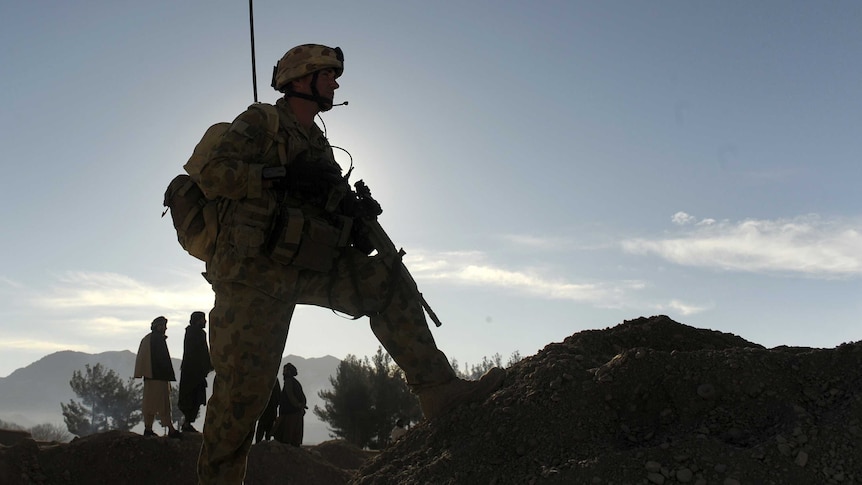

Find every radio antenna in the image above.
[248,0,259,103]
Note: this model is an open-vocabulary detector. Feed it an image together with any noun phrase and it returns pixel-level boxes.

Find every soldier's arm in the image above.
[197,108,271,200]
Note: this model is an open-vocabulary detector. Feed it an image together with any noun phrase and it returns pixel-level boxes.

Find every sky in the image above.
[1,1,861,379]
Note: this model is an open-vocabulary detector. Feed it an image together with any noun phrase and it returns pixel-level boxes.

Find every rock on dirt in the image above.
[2,315,860,484]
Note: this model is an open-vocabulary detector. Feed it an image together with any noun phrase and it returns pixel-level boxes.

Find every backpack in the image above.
[163,103,283,263]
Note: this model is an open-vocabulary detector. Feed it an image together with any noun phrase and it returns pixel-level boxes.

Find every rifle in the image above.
[352,180,443,327]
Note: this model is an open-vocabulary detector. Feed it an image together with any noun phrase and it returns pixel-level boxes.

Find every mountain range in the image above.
[0,350,341,444]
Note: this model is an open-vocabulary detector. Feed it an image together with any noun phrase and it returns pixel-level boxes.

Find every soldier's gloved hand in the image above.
[354,180,383,217]
[287,159,343,187]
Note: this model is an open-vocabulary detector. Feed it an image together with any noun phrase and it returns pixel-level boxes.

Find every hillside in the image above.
[1,315,860,484]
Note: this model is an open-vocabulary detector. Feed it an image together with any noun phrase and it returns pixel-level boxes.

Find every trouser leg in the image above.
[285,412,303,446]
[183,406,201,426]
[368,271,455,389]
[185,382,205,423]
[296,249,455,389]
[179,381,202,424]
[179,404,194,424]
[197,282,294,485]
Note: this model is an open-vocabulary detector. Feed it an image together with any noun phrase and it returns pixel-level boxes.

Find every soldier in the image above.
[194,43,505,484]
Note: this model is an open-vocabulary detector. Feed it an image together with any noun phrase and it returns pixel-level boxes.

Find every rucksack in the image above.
[163,103,283,263]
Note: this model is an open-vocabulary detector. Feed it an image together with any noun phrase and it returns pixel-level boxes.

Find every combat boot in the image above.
[417,367,506,419]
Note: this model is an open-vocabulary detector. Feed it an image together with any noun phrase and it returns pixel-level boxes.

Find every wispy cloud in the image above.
[0,276,25,290]
[499,234,572,250]
[0,339,91,353]
[1,272,214,357]
[405,251,644,306]
[35,271,212,310]
[657,299,714,316]
[498,233,614,251]
[77,316,155,336]
[623,213,862,277]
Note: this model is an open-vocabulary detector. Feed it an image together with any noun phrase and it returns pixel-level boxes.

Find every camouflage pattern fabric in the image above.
[271,44,343,91]
[195,99,456,484]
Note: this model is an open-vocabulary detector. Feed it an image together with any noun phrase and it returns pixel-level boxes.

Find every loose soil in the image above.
[2,315,860,484]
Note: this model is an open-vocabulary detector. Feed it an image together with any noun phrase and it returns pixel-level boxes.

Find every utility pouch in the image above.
[268,208,305,265]
[291,216,343,272]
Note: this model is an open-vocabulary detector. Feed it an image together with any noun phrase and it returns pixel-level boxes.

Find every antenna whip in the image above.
[248,0,258,103]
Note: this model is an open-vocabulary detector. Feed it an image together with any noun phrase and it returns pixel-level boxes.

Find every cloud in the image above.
[405,250,644,306]
[671,212,696,225]
[499,234,571,250]
[657,299,713,316]
[35,271,212,310]
[77,316,155,336]
[0,277,25,290]
[622,214,862,277]
[0,272,215,362]
[498,234,614,251]
[0,339,90,353]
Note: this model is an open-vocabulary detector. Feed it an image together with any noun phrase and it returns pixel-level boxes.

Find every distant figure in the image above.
[274,363,307,446]
[178,311,213,433]
[390,418,407,443]
[134,316,181,438]
[255,379,281,444]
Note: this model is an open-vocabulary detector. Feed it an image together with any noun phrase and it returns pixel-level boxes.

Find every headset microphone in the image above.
[333,101,349,107]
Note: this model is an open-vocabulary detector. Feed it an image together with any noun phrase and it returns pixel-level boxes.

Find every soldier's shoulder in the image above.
[225,104,276,140]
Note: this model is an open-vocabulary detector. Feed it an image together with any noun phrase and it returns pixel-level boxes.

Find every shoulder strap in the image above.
[248,103,287,165]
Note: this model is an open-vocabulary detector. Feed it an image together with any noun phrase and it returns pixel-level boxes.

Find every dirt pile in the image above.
[358,315,862,484]
[1,431,368,485]
[2,315,860,484]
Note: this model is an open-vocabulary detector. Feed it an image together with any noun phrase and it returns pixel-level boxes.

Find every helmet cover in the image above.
[272,44,343,92]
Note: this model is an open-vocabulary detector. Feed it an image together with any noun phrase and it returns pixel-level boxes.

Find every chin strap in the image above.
[284,91,333,111]
[284,71,333,111]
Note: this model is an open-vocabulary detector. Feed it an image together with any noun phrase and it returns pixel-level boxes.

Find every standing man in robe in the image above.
[178,311,213,433]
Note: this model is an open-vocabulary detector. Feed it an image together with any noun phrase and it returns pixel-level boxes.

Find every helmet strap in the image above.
[285,71,332,111]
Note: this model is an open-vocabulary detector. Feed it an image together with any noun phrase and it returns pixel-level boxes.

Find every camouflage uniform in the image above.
[195,97,456,484]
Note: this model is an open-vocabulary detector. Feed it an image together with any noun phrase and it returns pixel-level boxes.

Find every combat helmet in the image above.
[271,44,343,92]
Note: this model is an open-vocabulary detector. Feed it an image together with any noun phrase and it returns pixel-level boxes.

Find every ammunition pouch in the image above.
[225,197,274,259]
[267,206,353,273]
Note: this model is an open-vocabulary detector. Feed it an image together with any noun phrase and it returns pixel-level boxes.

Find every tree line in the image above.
[313,347,521,449]
[11,349,520,447]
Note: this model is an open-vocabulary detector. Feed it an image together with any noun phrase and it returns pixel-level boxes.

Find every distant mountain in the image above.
[0,350,341,444]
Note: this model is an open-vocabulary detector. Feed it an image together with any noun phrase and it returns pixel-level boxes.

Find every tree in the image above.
[316,348,520,449]
[0,419,72,443]
[28,423,73,443]
[60,363,143,436]
[314,355,376,447]
[170,383,182,428]
[0,418,24,430]
[314,349,422,449]
[108,376,146,431]
[453,351,522,380]
[366,348,421,449]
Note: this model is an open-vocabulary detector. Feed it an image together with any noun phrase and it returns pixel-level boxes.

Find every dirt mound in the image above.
[1,431,360,485]
[313,440,379,470]
[2,315,860,484]
[355,315,862,484]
